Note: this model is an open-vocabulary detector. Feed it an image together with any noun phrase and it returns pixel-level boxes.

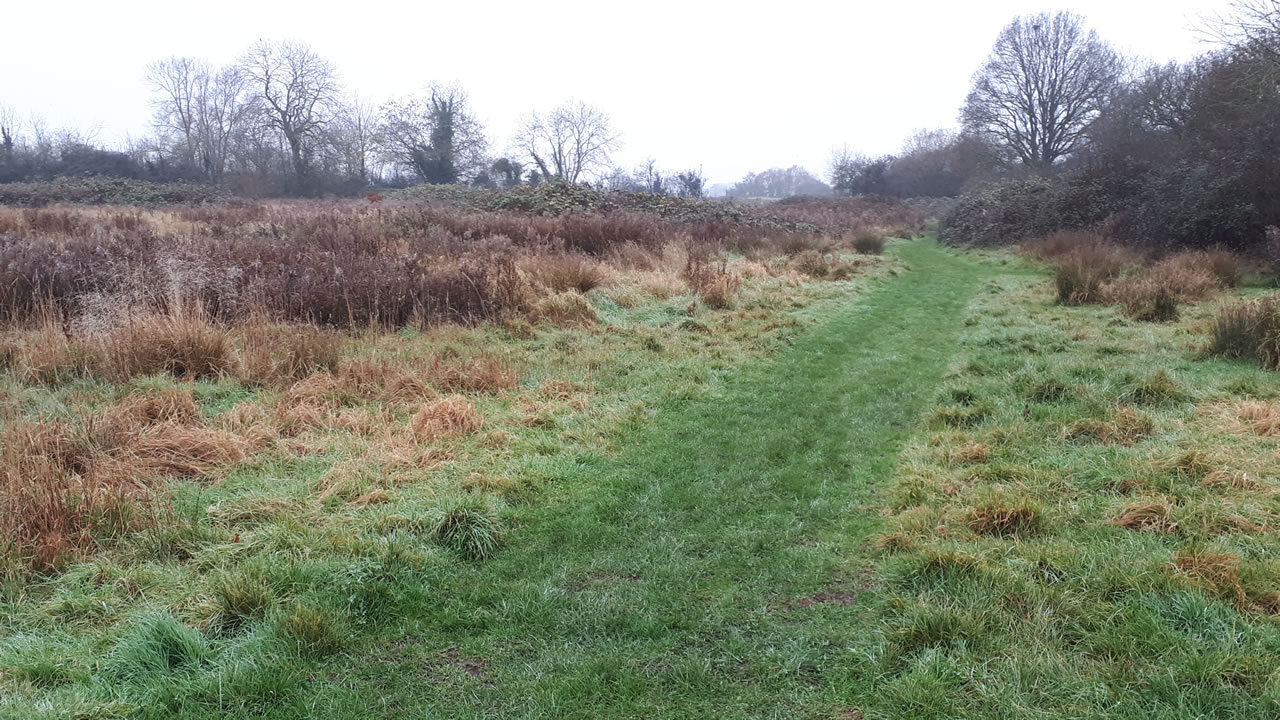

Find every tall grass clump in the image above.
[430,495,502,560]
[107,613,210,679]
[94,308,233,382]
[852,231,886,255]
[683,256,741,309]
[1207,297,1280,369]
[1054,241,1137,305]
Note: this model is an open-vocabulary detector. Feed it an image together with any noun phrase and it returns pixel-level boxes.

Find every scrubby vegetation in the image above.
[0,195,911,716]
[864,252,1280,717]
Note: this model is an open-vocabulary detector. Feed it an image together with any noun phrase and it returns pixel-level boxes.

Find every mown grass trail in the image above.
[297,240,989,718]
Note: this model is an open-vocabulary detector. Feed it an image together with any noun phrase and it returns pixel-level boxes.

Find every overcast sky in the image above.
[1,0,1234,186]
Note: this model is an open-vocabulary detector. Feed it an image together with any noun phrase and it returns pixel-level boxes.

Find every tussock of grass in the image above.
[238,321,343,387]
[430,496,502,560]
[1066,406,1154,445]
[1122,369,1187,405]
[1053,242,1137,305]
[527,291,598,327]
[94,308,233,382]
[408,395,484,443]
[852,232,886,255]
[274,603,345,657]
[927,400,994,429]
[966,494,1040,536]
[1233,400,1280,435]
[429,355,519,394]
[1206,296,1280,370]
[1110,500,1178,533]
[107,613,209,678]
[522,254,610,294]
[210,570,275,631]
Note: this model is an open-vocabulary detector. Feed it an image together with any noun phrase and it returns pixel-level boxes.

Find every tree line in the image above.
[0,40,710,197]
[833,1,1280,250]
[3,1,1277,222]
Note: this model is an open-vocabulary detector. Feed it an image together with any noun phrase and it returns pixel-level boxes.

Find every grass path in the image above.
[300,240,990,718]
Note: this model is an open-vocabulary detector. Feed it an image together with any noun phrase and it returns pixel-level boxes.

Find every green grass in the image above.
[6,239,1280,718]
[236,238,990,717]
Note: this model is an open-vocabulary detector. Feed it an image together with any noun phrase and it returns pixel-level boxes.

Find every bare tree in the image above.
[961,11,1124,169]
[195,64,252,181]
[1208,1,1280,65]
[240,40,340,185]
[327,95,378,182]
[378,84,488,184]
[514,101,619,184]
[636,157,666,194]
[145,57,203,168]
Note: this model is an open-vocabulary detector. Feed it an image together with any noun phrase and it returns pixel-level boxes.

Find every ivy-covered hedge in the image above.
[0,178,228,207]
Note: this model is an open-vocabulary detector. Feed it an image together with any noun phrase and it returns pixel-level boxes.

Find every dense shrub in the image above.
[0,178,226,207]
[941,166,1266,251]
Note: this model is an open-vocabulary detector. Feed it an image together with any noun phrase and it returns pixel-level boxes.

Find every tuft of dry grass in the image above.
[408,395,484,443]
[1201,470,1261,491]
[1110,500,1178,533]
[1173,550,1246,606]
[94,309,233,382]
[966,496,1040,536]
[1054,243,1139,305]
[237,321,343,387]
[338,359,435,406]
[1234,400,1280,436]
[697,273,742,310]
[429,356,519,394]
[1206,297,1280,369]
[1066,407,1154,446]
[108,388,201,427]
[940,442,989,465]
[527,292,598,327]
[522,255,610,294]
[123,423,249,480]
[1104,277,1180,321]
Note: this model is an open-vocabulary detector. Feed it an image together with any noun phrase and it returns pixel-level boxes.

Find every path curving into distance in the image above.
[298,239,991,719]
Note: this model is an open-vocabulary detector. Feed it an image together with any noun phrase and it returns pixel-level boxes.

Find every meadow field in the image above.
[0,187,1278,718]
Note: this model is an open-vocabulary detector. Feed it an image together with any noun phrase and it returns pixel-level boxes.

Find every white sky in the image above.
[0,0,1233,186]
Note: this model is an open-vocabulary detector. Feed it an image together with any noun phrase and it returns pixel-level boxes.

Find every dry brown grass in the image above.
[1201,470,1262,491]
[408,395,484,443]
[1103,276,1180,321]
[0,319,91,385]
[0,387,252,573]
[940,442,989,465]
[1149,253,1230,299]
[697,273,742,310]
[1025,230,1103,262]
[966,497,1040,536]
[527,291,598,327]
[108,387,201,427]
[1054,243,1141,305]
[238,321,343,387]
[1110,500,1178,533]
[124,423,249,480]
[428,356,519,394]
[522,255,610,294]
[93,309,233,382]
[1234,400,1280,436]
[1066,407,1154,446]
[338,359,435,406]
[1174,550,1247,606]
